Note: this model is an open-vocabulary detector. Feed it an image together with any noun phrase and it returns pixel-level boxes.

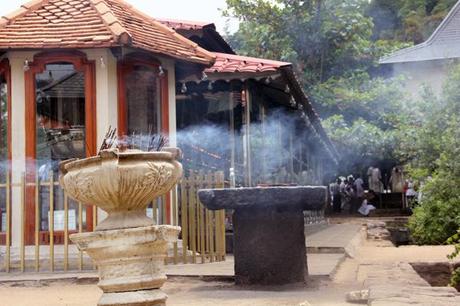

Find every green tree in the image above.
[224,0,411,174]
[367,0,457,43]
[407,64,460,245]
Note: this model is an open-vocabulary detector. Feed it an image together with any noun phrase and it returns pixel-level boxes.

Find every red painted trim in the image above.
[160,71,169,135]
[117,53,169,137]
[24,51,97,244]
[116,53,171,223]
[117,61,127,136]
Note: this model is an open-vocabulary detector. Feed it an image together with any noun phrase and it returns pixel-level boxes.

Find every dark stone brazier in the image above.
[198,186,327,285]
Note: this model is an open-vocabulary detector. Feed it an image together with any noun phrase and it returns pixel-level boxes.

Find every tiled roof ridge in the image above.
[213,52,291,66]
[0,0,51,27]
[107,0,215,63]
[0,0,215,65]
[156,18,214,30]
[89,0,132,44]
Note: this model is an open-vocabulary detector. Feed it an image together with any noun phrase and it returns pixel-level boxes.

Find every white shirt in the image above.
[354,178,364,197]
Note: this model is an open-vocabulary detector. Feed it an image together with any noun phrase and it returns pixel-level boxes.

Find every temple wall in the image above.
[391,60,450,98]
[4,49,178,245]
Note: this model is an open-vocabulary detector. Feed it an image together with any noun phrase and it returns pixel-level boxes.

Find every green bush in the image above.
[407,64,460,246]
[447,230,460,286]
[408,192,460,245]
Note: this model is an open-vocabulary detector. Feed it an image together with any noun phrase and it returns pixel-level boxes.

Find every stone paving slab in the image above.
[165,253,345,278]
[369,285,460,306]
[361,261,460,305]
[0,253,346,286]
[306,223,361,250]
[0,223,357,284]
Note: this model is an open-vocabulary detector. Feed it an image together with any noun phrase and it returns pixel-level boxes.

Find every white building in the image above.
[0,0,337,255]
[380,1,460,96]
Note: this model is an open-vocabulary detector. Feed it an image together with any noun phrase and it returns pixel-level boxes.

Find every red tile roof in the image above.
[0,0,215,65]
[157,18,213,31]
[205,52,291,74]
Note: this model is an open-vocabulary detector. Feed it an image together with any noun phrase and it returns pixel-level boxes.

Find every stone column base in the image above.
[98,290,167,306]
[70,225,180,306]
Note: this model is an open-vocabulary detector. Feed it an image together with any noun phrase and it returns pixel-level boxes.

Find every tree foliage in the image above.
[224,1,457,175]
[224,1,460,279]
[406,64,460,245]
[368,0,458,43]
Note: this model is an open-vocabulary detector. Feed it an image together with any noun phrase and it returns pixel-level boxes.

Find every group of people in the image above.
[330,165,428,216]
[330,175,376,216]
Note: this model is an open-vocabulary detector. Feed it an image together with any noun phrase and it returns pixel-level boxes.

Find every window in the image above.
[35,63,86,231]
[125,65,161,135]
[118,55,169,137]
[117,54,170,223]
[24,52,96,244]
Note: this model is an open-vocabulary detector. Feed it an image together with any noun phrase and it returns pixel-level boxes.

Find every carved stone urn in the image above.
[60,149,182,306]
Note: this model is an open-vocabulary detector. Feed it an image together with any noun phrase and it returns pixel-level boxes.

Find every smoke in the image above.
[0,109,324,187]
[176,108,324,186]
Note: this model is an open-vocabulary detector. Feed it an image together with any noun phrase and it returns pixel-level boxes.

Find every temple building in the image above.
[0,0,337,251]
[380,0,460,96]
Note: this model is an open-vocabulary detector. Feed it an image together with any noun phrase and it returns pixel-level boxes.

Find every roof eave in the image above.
[279,66,339,164]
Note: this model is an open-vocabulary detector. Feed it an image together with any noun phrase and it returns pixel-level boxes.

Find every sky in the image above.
[0,0,239,34]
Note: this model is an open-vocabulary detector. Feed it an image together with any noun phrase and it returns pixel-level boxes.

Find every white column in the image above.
[84,49,118,148]
[161,59,177,147]
[84,49,118,224]
[8,51,37,246]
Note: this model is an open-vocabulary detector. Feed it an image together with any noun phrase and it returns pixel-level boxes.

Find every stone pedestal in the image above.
[198,186,327,286]
[233,206,307,285]
[70,225,180,306]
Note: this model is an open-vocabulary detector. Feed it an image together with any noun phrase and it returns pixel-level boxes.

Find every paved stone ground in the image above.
[0,222,360,306]
[1,218,459,305]
[165,253,346,278]
[364,262,460,306]
[306,223,361,254]
[334,220,460,306]
[0,223,355,284]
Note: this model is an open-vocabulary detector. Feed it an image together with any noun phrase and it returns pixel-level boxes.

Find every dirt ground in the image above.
[0,277,357,306]
[0,225,457,306]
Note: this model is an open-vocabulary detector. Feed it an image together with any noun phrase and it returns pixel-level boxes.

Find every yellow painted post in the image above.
[217,210,224,261]
[200,204,206,264]
[93,204,97,230]
[199,174,205,264]
[34,173,40,272]
[205,173,214,262]
[5,172,11,272]
[180,179,188,264]
[217,172,226,260]
[172,188,178,264]
[195,175,200,258]
[20,174,25,272]
[153,200,158,224]
[92,204,97,270]
[78,202,83,270]
[49,171,54,272]
[63,194,69,271]
[212,172,220,261]
[221,209,226,260]
[209,210,215,263]
[189,172,197,263]
[162,195,167,225]
[214,210,220,262]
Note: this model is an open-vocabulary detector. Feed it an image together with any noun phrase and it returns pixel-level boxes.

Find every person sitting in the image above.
[358,191,377,217]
